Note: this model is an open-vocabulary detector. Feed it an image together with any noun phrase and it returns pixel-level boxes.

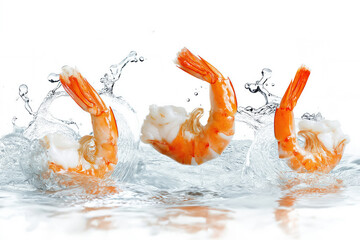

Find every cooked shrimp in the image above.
[274,66,348,173]
[141,48,237,165]
[44,66,118,178]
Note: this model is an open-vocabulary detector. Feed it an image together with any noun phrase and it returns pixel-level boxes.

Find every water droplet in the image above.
[139,56,144,62]
[301,113,310,119]
[186,98,190,102]
[12,117,17,126]
[261,68,272,78]
[245,106,254,112]
[128,51,137,58]
[19,84,28,97]
[47,73,60,83]
[245,83,259,93]
[194,92,198,96]
[315,112,323,120]
[271,83,275,87]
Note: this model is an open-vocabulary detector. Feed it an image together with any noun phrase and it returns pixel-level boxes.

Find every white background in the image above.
[1,0,360,154]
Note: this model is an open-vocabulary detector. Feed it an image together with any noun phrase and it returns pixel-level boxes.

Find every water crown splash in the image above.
[236,68,280,130]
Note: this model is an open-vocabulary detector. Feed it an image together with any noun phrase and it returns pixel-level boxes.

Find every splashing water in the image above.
[240,69,344,187]
[301,112,323,121]
[1,64,360,239]
[244,68,278,105]
[18,84,35,116]
[100,51,143,94]
[236,68,281,131]
[6,51,144,191]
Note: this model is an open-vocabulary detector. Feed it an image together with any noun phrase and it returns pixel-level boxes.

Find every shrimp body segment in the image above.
[141,48,237,165]
[45,66,118,178]
[274,66,348,173]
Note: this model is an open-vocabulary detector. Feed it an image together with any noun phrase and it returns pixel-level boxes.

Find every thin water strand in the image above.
[18,84,35,116]
[100,51,144,94]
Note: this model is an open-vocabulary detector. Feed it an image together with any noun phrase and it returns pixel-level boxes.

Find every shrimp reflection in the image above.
[274,176,342,236]
[154,205,232,238]
[83,207,115,230]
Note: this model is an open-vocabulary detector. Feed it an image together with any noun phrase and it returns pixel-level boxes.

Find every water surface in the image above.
[1,59,359,240]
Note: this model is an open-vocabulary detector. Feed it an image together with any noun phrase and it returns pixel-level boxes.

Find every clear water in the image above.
[1,61,359,240]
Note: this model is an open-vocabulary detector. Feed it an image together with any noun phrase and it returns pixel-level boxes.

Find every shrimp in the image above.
[141,48,237,165]
[44,66,118,178]
[274,66,348,173]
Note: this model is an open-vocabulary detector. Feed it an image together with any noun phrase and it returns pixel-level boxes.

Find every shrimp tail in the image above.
[275,66,311,143]
[59,66,107,116]
[175,48,224,84]
[279,66,311,110]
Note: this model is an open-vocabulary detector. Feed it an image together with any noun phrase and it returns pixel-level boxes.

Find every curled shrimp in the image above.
[141,48,237,165]
[274,66,349,173]
[43,66,118,178]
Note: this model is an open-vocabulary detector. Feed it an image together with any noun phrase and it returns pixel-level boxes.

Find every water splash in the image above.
[236,68,280,130]
[3,62,360,240]
[236,69,326,132]
[239,70,327,178]
[243,122,290,181]
[47,73,62,94]
[100,51,144,94]
[7,52,144,191]
[244,68,279,105]
[301,112,323,121]
[18,84,35,116]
